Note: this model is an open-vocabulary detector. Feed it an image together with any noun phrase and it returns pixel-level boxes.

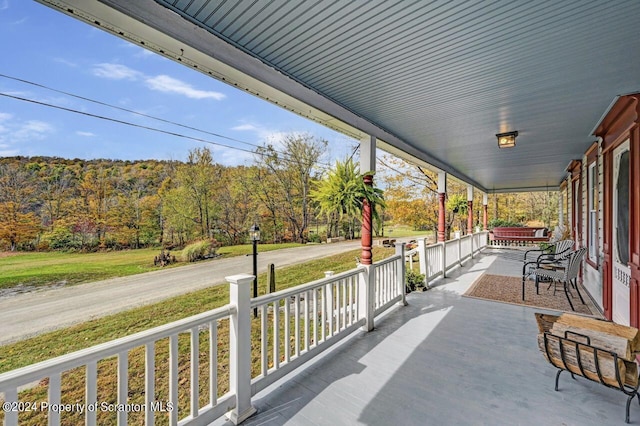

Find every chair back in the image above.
[564,247,587,281]
[554,239,575,260]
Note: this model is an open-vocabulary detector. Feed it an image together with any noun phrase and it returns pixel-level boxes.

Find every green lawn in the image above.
[0,242,304,290]
[383,224,434,239]
[0,246,394,373]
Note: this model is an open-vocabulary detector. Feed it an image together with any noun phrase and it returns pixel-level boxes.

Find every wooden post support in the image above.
[268,263,276,293]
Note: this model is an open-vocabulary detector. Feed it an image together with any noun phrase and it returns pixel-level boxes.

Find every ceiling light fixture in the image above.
[496,131,518,148]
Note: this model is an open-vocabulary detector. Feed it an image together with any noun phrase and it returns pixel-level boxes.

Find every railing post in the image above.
[396,243,407,305]
[358,265,375,331]
[458,234,462,267]
[470,232,475,259]
[226,274,257,425]
[417,238,427,286]
[441,241,447,278]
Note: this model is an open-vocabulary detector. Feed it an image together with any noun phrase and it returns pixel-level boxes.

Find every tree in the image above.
[256,134,326,243]
[0,164,40,250]
[311,158,385,239]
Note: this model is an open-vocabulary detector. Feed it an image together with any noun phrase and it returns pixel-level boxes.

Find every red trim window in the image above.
[586,144,599,267]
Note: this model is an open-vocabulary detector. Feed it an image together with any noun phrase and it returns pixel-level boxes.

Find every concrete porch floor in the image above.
[215,249,634,425]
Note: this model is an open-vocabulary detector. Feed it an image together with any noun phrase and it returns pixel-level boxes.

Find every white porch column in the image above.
[360,135,376,265]
[395,243,407,305]
[467,185,474,235]
[227,274,257,424]
[482,193,488,231]
[558,191,564,228]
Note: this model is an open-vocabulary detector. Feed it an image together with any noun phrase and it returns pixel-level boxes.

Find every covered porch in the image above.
[219,250,626,426]
[5,1,640,424]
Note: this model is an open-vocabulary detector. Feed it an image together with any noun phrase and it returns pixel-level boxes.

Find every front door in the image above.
[612,140,631,325]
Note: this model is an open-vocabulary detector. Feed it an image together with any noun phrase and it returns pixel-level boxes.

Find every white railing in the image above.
[0,304,236,426]
[0,247,406,426]
[373,253,405,315]
[415,231,489,287]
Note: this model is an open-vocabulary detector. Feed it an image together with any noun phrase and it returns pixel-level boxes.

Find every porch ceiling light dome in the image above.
[496,131,518,148]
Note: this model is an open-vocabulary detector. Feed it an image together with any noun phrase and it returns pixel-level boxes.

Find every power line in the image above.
[0,73,263,151]
[0,91,331,170]
[0,73,333,168]
[1,91,257,155]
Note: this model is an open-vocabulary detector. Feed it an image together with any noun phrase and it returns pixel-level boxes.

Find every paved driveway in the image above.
[0,240,380,345]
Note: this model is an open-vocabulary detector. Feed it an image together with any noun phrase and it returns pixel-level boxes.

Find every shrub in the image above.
[488,218,524,229]
[181,239,219,262]
[307,232,322,243]
[406,269,426,292]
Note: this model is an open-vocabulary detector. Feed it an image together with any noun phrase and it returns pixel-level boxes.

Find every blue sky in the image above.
[0,0,357,166]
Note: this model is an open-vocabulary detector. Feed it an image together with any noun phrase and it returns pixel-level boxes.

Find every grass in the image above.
[383,224,434,238]
[0,247,394,425]
[0,243,304,291]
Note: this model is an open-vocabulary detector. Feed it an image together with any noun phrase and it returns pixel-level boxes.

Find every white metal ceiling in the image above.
[38,0,640,192]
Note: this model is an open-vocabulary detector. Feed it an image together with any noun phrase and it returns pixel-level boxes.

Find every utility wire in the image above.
[0,73,332,168]
[0,91,331,170]
[0,73,263,151]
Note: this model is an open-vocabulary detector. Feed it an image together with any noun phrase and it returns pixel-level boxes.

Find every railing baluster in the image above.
[145,342,155,426]
[261,305,268,377]
[304,290,310,351]
[3,388,18,426]
[320,288,326,342]
[354,274,360,322]
[284,298,291,362]
[169,335,179,426]
[117,351,128,426]
[210,320,218,406]
[294,294,300,357]
[327,282,334,337]
[313,289,318,347]
[48,373,61,426]
[190,327,199,418]
[348,276,354,325]
[342,279,347,330]
[273,301,280,369]
[86,361,97,426]
[340,280,347,330]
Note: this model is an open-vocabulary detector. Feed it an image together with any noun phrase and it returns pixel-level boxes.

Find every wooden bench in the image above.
[489,227,550,245]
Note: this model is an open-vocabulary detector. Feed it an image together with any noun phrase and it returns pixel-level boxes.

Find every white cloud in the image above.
[92,63,142,80]
[232,124,259,131]
[145,75,225,100]
[53,57,78,68]
[91,63,225,101]
[0,112,13,122]
[0,1,9,11]
[13,120,54,141]
[0,118,55,156]
[76,131,95,137]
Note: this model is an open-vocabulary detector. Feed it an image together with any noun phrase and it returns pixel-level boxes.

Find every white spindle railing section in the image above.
[413,231,489,287]
[444,239,459,272]
[0,305,236,426]
[250,268,364,394]
[373,253,404,315]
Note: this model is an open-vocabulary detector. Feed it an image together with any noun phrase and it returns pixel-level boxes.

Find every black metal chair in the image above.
[522,247,587,311]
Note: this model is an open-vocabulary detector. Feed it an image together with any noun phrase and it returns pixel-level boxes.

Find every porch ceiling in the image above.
[38,0,640,192]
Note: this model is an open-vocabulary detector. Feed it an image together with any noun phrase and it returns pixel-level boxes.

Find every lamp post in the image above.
[249,223,260,317]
